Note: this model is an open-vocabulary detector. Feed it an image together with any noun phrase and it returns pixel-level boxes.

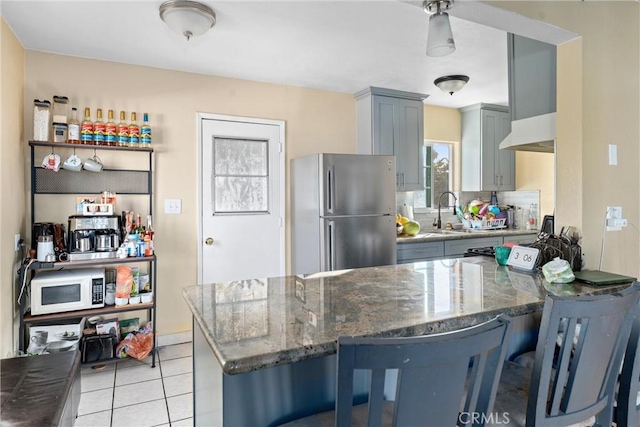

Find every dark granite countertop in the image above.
[397,228,538,244]
[183,257,629,375]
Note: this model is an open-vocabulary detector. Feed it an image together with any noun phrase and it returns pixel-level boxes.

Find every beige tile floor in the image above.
[74,342,193,427]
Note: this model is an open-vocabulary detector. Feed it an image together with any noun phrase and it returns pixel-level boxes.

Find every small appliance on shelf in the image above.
[68,215,121,261]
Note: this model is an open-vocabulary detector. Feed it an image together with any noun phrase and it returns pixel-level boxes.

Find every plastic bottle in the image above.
[67,107,80,144]
[105,109,117,146]
[490,191,498,205]
[116,111,129,147]
[140,113,152,148]
[80,107,94,145]
[128,112,140,148]
[528,204,538,229]
[93,108,106,145]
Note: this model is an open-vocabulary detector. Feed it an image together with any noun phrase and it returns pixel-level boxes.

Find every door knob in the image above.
[205,237,214,246]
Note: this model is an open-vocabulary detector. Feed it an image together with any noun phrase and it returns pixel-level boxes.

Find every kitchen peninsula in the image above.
[183,257,629,426]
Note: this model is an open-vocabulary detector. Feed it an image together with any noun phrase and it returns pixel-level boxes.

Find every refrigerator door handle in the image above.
[326,165,335,214]
[327,220,336,271]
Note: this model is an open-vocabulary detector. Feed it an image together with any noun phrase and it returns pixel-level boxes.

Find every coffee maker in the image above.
[68,215,121,261]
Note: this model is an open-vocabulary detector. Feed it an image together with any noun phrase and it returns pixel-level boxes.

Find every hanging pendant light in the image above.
[423,0,455,57]
[159,0,216,41]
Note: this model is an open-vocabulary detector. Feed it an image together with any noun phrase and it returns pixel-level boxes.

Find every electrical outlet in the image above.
[165,199,182,214]
[606,206,623,231]
[14,234,21,251]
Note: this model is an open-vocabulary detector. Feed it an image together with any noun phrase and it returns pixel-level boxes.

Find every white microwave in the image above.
[30,268,105,316]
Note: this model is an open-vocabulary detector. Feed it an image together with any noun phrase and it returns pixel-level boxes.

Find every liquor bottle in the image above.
[93,108,106,145]
[140,113,152,147]
[144,215,154,256]
[67,107,80,144]
[105,110,117,146]
[128,112,140,148]
[80,107,94,145]
[116,111,129,147]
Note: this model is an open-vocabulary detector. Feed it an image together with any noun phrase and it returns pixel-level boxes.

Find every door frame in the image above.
[196,113,286,285]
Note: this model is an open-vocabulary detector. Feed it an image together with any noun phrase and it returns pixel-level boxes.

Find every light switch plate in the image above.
[165,199,182,214]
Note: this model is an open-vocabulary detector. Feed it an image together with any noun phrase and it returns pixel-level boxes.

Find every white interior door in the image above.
[199,115,285,284]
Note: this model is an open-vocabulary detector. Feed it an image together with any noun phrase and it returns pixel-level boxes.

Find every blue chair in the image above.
[280,315,513,427]
[616,312,640,426]
[492,282,640,426]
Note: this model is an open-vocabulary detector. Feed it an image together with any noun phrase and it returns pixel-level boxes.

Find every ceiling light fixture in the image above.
[423,0,455,57]
[159,0,216,41]
[434,75,469,95]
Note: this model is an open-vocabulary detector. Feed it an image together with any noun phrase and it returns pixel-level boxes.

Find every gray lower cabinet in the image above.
[461,103,514,192]
[503,234,537,245]
[397,241,444,264]
[444,237,503,258]
[355,87,428,191]
[397,234,537,263]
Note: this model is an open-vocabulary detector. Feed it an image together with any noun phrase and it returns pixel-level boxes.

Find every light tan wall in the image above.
[24,51,356,337]
[1,18,26,357]
[515,152,554,218]
[424,104,461,190]
[494,2,639,274]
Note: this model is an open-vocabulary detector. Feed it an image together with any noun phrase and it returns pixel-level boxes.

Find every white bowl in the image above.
[128,295,141,304]
[140,293,153,304]
[115,297,128,306]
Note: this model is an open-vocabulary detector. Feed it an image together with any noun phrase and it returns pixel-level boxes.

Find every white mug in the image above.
[84,156,103,172]
[62,154,82,172]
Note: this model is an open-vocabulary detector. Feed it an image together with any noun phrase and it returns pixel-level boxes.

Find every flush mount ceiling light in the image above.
[159,0,216,41]
[434,75,469,95]
[423,0,455,57]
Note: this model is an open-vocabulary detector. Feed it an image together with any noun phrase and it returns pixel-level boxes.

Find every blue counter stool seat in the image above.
[491,282,640,427]
[616,311,640,426]
[280,315,513,427]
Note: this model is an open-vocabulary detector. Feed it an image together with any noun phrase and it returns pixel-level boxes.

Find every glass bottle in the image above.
[116,111,129,147]
[128,112,140,148]
[140,113,152,148]
[80,107,94,145]
[93,108,106,145]
[105,109,117,146]
[67,107,80,144]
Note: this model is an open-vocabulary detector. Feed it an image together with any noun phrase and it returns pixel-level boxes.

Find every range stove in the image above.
[464,247,496,258]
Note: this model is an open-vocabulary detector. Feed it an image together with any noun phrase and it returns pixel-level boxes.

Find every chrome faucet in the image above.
[433,191,458,229]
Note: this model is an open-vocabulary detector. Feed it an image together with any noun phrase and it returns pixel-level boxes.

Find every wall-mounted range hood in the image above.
[499,112,556,153]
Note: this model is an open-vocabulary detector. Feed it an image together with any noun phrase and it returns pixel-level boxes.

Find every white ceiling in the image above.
[2,1,522,109]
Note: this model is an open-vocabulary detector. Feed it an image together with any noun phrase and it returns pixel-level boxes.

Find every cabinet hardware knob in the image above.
[205,237,214,245]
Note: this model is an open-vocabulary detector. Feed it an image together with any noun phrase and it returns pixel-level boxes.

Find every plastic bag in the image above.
[542,257,575,284]
[115,322,154,360]
[115,266,133,298]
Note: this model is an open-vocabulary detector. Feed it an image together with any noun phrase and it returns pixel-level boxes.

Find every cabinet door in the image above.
[397,241,444,262]
[372,96,398,188]
[496,111,515,190]
[481,110,500,191]
[372,96,396,157]
[396,98,424,191]
[508,34,557,121]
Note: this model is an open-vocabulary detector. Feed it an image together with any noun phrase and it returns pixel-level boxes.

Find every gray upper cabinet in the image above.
[355,87,428,191]
[461,103,514,192]
[508,34,557,121]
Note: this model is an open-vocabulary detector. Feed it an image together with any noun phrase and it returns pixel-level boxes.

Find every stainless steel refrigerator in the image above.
[292,153,397,275]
